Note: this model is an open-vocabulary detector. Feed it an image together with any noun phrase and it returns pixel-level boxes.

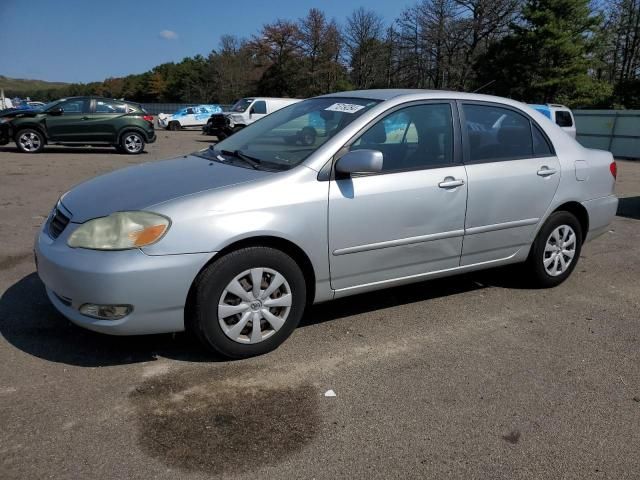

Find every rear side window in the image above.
[252,101,267,114]
[95,100,127,113]
[532,123,553,156]
[463,104,533,162]
[555,111,573,127]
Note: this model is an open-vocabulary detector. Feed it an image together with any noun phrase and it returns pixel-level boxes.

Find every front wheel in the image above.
[168,121,180,131]
[119,131,145,154]
[15,129,45,153]
[525,211,583,288]
[191,247,307,358]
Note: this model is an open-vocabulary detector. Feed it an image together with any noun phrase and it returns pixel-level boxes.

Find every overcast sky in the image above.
[0,0,409,83]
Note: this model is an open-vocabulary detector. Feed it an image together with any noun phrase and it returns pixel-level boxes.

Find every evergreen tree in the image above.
[477,0,611,106]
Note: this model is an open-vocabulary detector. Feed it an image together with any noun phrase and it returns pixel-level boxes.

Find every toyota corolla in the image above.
[35,90,618,358]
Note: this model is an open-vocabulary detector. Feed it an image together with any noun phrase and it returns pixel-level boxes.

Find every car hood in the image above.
[61,154,272,223]
[0,108,40,118]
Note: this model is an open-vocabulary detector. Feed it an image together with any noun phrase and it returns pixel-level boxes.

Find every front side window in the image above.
[463,104,533,161]
[54,99,89,114]
[199,97,380,170]
[252,101,267,115]
[555,111,573,127]
[351,103,453,172]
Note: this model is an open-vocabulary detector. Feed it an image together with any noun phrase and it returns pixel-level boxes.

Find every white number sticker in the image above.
[325,103,366,114]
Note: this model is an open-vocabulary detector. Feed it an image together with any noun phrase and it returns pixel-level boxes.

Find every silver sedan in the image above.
[35,90,618,358]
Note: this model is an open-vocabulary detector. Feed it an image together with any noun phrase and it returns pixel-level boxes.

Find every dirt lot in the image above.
[1,131,639,479]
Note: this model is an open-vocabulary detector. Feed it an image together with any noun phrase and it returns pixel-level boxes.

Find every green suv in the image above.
[0,96,156,154]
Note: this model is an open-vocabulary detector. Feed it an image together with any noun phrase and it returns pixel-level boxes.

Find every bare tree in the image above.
[343,7,386,88]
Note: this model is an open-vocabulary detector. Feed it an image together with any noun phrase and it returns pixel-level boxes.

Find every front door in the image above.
[328,102,468,291]
[459,102,561,265]
[45,98,91,142]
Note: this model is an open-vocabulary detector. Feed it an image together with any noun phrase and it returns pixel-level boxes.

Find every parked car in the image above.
[529,104,576,138]
[203,97,300,139]
[1,96,156,154]
[158,105,222,130]
[35,90,618,358]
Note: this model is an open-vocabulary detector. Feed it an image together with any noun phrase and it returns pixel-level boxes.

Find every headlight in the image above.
[67,211,170,250]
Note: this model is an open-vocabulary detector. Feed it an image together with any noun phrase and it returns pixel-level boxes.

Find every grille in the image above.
[48,205,71,239]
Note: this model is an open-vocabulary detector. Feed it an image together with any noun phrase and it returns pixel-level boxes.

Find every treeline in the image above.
[9,0,640,108]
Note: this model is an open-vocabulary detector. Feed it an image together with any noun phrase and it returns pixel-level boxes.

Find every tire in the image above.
[191,246,307,358]
[15,129,45,153]
[119,131,145,155]
[168,121,180,131]
[525,211,583,288]
[232,125,244,133]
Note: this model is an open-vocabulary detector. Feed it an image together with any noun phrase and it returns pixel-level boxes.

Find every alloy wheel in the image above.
[218,267,292,344]
[124,134,143,153]
[18,132,41,152]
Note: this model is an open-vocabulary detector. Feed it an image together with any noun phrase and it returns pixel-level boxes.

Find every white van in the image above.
[529,104,577,138]
[226,97,301,129]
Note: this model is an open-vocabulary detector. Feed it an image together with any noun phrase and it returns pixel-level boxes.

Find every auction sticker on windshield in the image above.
[325,103,366,114]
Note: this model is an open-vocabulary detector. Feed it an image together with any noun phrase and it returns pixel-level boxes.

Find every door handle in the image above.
[438,177,465,189]
[537,166,557,177]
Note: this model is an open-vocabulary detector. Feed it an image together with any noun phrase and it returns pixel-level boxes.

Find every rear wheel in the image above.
[15,129,45,153]
[119,131,145,155]
[191,246,306,358]
[525,211,582,288]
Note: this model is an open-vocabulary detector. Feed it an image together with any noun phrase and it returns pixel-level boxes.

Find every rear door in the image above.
[459,102,561,265]
[45,98,91,142]
[81,99,130,142]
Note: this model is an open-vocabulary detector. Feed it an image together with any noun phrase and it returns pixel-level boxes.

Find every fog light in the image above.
[79,303,132,320]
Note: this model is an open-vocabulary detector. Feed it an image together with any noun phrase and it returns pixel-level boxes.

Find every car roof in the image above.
[317,89,532,105]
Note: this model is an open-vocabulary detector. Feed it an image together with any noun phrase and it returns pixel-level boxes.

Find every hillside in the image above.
[0,76,69,95]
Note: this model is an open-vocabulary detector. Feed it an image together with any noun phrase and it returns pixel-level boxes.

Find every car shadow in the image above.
[617,196,640,220]
[1,265,529,367]
[0,146,144,155]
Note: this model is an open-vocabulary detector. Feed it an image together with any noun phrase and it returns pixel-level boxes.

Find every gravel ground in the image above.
[1,131,638,479]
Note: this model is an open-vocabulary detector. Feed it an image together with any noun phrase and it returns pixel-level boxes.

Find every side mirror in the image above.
[249,107,255,117]
[48,107,63,116]
[335,149,383,175]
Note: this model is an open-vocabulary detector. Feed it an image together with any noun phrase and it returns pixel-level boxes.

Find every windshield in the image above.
[231,98,253,112]
[198,97,380,170]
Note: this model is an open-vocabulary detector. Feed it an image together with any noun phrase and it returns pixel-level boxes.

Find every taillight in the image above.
[143,115,154,123]
[610,161,617,179]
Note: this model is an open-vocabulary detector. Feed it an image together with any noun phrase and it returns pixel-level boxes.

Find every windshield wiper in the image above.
[218,149,261,170]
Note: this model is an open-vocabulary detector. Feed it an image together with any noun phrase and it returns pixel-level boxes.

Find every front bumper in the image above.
[35,223,216,335]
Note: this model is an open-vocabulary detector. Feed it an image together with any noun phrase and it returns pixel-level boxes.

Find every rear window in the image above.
[555,111,573,127]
